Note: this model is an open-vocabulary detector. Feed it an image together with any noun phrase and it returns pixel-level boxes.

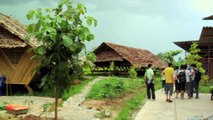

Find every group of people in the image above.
[144,63,201,103]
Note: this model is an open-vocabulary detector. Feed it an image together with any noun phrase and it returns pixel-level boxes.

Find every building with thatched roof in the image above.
[0,13,39,93]
[93,42,166,75]
[174,16,213,78]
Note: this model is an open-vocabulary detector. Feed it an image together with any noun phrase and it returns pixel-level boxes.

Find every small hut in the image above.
[0,13,39,94]
[93,42,166,75]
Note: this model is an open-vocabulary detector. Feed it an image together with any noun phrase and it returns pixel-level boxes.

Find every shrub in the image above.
[128,66,137,79]
[87,78,130,99]
[210,86,213,93]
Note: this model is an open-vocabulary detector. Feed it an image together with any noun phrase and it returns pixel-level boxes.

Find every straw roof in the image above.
[0,13,39,48]
[94,42,166,68]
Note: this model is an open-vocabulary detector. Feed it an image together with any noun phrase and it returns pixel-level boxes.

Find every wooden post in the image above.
[208,45,210,76]
[24,84,33,95]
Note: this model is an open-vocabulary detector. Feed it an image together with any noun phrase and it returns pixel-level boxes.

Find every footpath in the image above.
[134,90,213,120]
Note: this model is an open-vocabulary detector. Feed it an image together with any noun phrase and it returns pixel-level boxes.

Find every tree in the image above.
[25,0,97,119]
[80,51,96,75]
[185,42,206,76]
[157,50,183,66]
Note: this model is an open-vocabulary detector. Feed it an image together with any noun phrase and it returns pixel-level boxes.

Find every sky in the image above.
[1,0,213,57]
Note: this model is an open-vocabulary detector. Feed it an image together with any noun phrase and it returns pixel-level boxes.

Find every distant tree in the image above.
[128,66,137,79]
[81,51,96,75]
[157,50,183,66]
[25,0,97,119]
[185,42,207,80]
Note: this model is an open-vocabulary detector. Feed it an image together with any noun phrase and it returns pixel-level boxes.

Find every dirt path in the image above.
[0,76,105,120]
[54,76,104,120]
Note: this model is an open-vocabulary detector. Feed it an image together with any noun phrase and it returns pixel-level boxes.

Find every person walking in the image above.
[184,64,191,99]
[144,64,155,100]
[177,65,187,99]
[174,66,180,99]
[161,68,166,91]
[190,64,201,99]
[163,63,174,103]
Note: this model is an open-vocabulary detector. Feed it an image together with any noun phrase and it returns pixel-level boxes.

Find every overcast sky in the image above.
[0,0,213,56]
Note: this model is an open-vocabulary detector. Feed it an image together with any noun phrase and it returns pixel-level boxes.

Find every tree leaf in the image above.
[26,10,35,20]
[62,34,73,47]
[27,24,34,33]
[33,20,41,32]
[46,27,56,41]
[39,74,48,88]
[37,46,46,55]
[86,18,92,26]
[86,34,94,41]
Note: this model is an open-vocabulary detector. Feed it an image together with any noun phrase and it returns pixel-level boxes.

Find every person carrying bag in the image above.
[144,64,155,100]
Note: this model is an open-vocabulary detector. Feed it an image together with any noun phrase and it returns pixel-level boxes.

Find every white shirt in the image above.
[185,70,190,82]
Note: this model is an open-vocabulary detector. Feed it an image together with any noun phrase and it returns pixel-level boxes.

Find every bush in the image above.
[128,66,137,79]
[210,86,213,93]
[87,78,125,99]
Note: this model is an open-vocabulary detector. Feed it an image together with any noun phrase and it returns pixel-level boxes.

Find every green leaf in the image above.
[26,10,35,20]
[86,34,94,41]
[37,46,46,55]
[24,34,31,43]
[70,42,84,54]
[35,8,42,19]
[46,27,56,41]
[86,18,92,26]
[62,34,73,47]
[40,74,48,88]
[33,20,41,32]
[77,3,86,14]
[93,19,97,27]
[27,24,34,32]
[86,16,97,27]
[42,55,52,67]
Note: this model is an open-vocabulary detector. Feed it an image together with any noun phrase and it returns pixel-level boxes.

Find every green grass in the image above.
[116,77,162,120]
[199,80,213,93]
[86,76,162,120]
[116,89,146,120]
[86,77,142,99]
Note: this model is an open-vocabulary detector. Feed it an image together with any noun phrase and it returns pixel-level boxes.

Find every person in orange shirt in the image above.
[163,63,175,102]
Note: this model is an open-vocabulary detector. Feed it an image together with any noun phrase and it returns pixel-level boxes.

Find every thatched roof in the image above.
[94,42,166,68]
[0,13,39,48]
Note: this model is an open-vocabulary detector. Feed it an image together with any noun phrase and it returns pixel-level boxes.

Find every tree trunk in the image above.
[54,86,59,120]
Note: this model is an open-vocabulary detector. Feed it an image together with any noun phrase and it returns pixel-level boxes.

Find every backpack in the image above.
[178,71,186,82]
[194,69,201,82]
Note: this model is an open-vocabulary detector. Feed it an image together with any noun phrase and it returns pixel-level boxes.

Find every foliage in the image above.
[87,78,126,99]
[0,102,8,111]
[210,86,213,93]
[185,42,207,81]
[87,77,142,99]
[25,0,97,119]
[109,61,115,76]
[128,66,137,79]
[40,102,53,117]
[157,50,183,65]
[81,52,96,75]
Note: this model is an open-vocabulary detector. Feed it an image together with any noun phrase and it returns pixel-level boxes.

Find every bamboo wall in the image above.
[0,48,39,84]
